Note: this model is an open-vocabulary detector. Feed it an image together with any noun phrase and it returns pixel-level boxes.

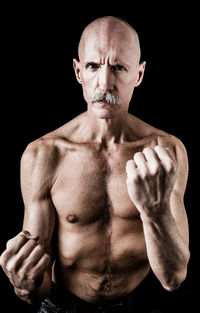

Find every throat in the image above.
[84,110,128,144]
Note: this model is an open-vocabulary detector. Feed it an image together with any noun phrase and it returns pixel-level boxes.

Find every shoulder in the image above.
[21,137,62,170]
[20,134,72,183]
[157,133,188,164]
[129,114,188,161]
[20,135,71,202]
[20,114,86,174]
[157,133,189,194]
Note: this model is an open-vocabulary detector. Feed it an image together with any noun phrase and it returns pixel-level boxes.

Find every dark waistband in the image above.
[48,271,162,310]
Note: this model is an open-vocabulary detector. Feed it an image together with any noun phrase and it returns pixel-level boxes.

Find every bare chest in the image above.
[51,147,138,223]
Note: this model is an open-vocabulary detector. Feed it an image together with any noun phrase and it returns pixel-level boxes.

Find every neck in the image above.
[82,109,129,144]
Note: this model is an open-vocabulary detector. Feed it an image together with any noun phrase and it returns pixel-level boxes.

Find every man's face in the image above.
[73,27,145,119]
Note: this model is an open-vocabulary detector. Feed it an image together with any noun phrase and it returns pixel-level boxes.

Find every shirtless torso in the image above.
[0,16,190,312]
[21,112,180,305]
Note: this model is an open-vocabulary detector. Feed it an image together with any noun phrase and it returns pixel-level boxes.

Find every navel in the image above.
[67,214,79,223]
[99,279,112,291]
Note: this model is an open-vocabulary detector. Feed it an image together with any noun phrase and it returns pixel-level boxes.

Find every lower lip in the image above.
[96,101,111,107]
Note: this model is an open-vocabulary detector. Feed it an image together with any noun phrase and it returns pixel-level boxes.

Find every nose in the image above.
[98,65,114,93]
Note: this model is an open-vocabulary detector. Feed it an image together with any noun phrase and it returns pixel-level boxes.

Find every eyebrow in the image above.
[84,60,130,69]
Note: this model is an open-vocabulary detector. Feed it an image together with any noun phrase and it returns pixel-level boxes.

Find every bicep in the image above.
[20,141,56,250]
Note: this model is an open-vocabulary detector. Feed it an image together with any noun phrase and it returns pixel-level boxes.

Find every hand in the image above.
[0,231,50,297]
[126,146,178,216]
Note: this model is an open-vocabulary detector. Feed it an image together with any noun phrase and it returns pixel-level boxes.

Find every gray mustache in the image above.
[90,92,120,106]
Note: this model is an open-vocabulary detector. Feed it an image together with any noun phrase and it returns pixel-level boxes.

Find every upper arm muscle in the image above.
[20,140,57,249]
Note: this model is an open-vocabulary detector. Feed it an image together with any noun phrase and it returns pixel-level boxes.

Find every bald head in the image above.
[78,16,141,63]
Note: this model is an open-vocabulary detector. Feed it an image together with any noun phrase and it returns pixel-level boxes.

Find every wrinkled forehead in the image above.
[79,21,140,64]
[82,33,135,64]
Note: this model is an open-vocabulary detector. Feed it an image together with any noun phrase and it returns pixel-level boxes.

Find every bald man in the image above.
[0,16,190,313]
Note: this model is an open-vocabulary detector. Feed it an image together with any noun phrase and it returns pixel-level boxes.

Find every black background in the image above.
[1,2,199,312]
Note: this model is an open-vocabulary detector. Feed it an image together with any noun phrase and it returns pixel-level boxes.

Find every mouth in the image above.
[94,100,114,107]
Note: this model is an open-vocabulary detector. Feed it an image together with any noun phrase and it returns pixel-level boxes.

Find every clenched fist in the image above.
[0,231,50,297]
[126,145,179,216]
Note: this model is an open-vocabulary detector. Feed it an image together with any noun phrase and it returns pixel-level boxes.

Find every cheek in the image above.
[80,75,95,102]
[119,77,135,103]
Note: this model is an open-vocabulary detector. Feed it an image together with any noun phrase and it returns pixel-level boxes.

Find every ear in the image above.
[73,58,82,84]
[135,61,146,87]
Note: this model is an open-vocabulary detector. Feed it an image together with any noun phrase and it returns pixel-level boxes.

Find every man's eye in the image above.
[111,65,125,72]
[86,63,99,70]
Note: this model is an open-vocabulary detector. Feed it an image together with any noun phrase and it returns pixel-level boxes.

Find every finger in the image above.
[30,254,50,276]
[0,250,12,270]
[26,254,50,287]
[154,146,177,172]
[4,239,39,273]
[143,147,160,175]
[20,250,50,279]
[165,147,176,162]
[26,245,46,267]
[6,231,39,251]
[126,159,137,179]
[6,235,29,253]
[15,239,38,261]
[133,152,148,177]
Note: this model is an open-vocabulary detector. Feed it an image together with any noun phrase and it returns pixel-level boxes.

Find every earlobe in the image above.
[73,58,82,84]
[135,61,146,87]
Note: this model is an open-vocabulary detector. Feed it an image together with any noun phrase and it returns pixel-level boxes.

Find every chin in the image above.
[91,103,119,119]
[93,108,114,119]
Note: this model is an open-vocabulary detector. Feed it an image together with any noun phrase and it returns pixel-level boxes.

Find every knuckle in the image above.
[28,271,38,282]
[143,147,152,153]
[31,244,45,257]
[150,163,160,175]
[126,160,137,175]
[6,239,13,249]
[40,253,50,267]
[28,239,38,247]
[14,254,25,266]
[154,145,162,152]
[163,158,177,173]
[36,245,45,253]
[6,260,17,272]
[134,151,143,160]
[17,267,27,278]
[22,259,34,272]
[0,250,12,266]
[44,253,50,262]
[0,254,6,267]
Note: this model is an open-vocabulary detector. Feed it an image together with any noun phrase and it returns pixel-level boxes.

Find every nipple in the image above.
[67,214,79,223]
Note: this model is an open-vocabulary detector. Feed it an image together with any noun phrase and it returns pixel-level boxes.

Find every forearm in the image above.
[14,271,52,305]
[141,204,190,291]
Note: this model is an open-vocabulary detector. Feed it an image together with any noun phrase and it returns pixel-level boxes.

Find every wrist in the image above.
[14,273,52,304]
[14,286,36,303]
[139,201,172,223]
